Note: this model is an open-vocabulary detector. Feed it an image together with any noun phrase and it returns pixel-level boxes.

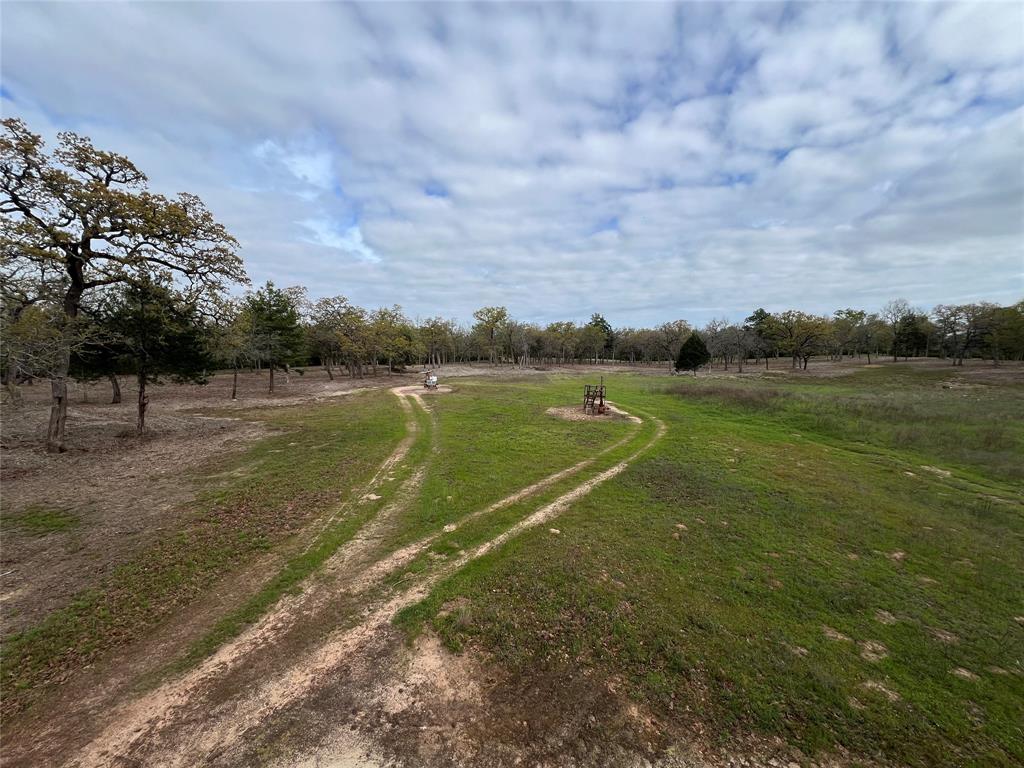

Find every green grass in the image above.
[5,366,1022,765]
[3,505,80,536]
[389,379,634,547]
[396,369,1024,767]
[0,389,407,715]
[170,378,639,683]
[671,365,1024,483]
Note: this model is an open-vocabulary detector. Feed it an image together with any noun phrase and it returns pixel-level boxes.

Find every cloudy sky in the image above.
[2,2,1022,326]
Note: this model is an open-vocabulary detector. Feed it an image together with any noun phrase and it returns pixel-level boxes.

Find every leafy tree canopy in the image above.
[675,332,710,373]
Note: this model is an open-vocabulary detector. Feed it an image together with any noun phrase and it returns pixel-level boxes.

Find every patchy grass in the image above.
[399,369,1024,767]
[3,506,80,536]
[6,366,1021,765]
[667,381,788,409]
[672,366,1024,483]
[0,389,406,716]
[389,378,633,548]
[174,395,435,674]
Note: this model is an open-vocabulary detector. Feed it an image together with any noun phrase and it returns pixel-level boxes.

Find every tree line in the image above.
[3,119,1023,452]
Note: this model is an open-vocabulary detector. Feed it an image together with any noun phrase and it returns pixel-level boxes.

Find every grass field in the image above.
[2,364,1022,767]
[396,367,1024,767]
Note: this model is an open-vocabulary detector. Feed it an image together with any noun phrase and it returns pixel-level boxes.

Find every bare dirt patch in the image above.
[823,625,853,643]
[927,627,960,645]
[951,667,980,682]
[861,680,900,702]
[546,404,637,423]
[859,641,889,662]
[390,383,454,398]
[1,402,268,634]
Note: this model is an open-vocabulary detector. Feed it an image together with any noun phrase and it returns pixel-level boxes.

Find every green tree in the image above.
[207,297,253,399]
[471,306,509,364]
[69,315,124,404]
[772,310,830,369]
[244,282,305,392]
[541,321,578,364]
[0,118,246,451]
[832,309,866,360]
[100,280,212,434]
[371,305,421,374]
[657,320,691,371]
[1,298,82,404]
[743,308,777,369]
[587,313,614,356]
[675,332,710,375]
[308,296,348,380]
[894,312,930,359]
[984,302,1024,363]
[856,314,887,363]
[418,316,456,367]
[579,323,606,364]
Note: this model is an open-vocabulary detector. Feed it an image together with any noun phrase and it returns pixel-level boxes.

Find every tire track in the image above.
[348,407,644,591]
[54,387,432,768]
[299,390,420,555]
[67,407,664,767]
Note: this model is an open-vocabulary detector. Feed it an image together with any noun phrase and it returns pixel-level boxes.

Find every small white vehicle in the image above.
[424,373,438,390]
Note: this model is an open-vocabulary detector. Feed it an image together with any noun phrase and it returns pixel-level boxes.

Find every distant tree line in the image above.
[7,284,1022,401]
[3,118,1023,451]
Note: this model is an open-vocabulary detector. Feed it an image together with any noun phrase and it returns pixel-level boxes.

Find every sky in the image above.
[2,2,1023,327]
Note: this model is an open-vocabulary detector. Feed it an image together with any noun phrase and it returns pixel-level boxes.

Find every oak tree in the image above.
[0,118,246,451]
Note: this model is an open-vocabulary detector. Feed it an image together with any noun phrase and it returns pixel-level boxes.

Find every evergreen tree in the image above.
[70,321,124,404]
[588,313,614,355]
[894,312,930,358]
[675,332,710,375]
[101,280,212,434]
[244,282,306,391]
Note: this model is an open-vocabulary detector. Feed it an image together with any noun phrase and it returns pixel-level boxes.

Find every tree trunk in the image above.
[231,366,239,400]
[46,340,73,452]
[109,373,122,404]
[4,374,20,404]
[269,363,275,393]
[49,271,90,452]
[46,375,69,452]
[136,370,148,436]
[325,360,334,380]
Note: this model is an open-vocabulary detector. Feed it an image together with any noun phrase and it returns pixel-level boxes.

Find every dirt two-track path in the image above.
[12,386,665,768]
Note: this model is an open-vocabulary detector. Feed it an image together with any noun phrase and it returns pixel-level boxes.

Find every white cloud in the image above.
[254,140,335,191]
[299,219,381,264]
[2,2,1021,325]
